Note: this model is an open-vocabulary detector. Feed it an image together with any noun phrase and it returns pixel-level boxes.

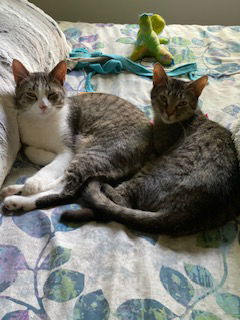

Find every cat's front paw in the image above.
[0,184,24,200]
[22,177,46,195]
[3,195,36,213]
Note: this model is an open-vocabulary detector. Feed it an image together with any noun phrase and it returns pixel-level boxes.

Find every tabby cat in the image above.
[1,60,152,210]
[58,63,240,235]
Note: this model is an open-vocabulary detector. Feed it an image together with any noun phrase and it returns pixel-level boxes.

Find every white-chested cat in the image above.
[0,60,152,210]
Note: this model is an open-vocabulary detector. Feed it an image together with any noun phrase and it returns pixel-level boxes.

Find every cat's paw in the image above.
[102,183,127,206]
[101,183,115,197]
[22,177,46,195]
[0,184,24,200]
[3,195,36,213]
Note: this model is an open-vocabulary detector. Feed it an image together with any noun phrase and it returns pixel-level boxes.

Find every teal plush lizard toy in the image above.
[130,13,173,66]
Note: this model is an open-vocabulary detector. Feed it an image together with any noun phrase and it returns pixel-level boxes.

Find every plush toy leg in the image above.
[153,45,173,66]
[130,45,148,61]
[159,38,169,44]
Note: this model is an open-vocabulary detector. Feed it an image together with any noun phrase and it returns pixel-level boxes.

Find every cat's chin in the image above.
[38,109,56,117]
[160,116,178,125]
[38,111,51,117]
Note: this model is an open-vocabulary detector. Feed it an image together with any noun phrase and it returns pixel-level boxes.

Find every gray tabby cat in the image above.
[59,63,240,235]
[1,60,152,211]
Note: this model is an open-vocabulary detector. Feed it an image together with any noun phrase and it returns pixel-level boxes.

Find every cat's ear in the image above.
[12,59,30,85]
[49,61,67,85]
[188,76,208,98]
[153,63,168,86]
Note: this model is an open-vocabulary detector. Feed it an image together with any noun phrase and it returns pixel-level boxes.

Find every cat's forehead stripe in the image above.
[156,79,186,99]
[32,73,50,92]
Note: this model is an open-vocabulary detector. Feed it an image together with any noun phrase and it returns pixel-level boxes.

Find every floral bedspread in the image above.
[0,21,240,320]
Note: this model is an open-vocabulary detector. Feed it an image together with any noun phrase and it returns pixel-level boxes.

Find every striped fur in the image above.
[60,65,240,235]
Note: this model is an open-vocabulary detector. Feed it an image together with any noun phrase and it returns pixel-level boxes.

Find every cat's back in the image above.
[68,93,149,127]
[187,114,235,155]
[176,114,239,177]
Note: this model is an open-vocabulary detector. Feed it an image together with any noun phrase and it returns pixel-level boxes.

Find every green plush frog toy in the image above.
[130,13,173,66]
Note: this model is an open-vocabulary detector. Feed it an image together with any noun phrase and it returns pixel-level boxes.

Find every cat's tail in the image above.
[61,180,192,235]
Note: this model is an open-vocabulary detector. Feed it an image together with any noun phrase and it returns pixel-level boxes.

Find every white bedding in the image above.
[0,15,240,320]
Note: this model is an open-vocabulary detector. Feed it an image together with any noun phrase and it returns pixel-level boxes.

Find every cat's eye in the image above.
[178,101,188,107]
[160,95,167,103]
[26,92,37,100]
[48,92,58,100]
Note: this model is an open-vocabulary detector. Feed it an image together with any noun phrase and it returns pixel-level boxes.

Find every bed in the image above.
[0,4,240,320]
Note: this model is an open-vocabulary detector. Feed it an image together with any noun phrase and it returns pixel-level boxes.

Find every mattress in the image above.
[0,21,240,319]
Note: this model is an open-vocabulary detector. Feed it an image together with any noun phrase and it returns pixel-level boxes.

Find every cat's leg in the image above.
[62,150,128,196]
[22,149,73,195]
[1,147,58,198]
[3,178,64,213]
[60,208,96,224]
[0,176,64,200]
[61,180,132,223]
[59,181,132,224]
[101,183,131,207]
[24,146,56,166]
[0,184,25,199]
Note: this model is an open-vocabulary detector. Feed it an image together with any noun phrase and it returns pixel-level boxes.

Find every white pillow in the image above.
[0,0,71,187]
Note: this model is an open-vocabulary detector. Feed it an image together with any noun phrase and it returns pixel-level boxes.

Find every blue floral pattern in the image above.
[0,21,240,319]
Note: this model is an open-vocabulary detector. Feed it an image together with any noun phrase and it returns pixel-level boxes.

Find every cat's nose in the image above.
[166,109,175,117]
[39,104,47,111]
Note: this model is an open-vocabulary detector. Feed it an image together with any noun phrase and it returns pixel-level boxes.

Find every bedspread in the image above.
[0,21,240,320]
